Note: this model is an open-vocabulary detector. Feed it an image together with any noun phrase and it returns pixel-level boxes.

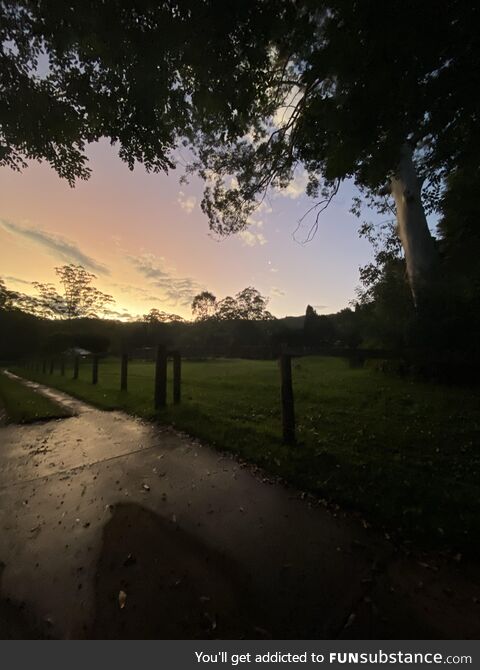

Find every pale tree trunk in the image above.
[390,144,437,307]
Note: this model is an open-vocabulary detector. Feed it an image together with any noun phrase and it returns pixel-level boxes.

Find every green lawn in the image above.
[12,356,480,552]
[0,372,72,423]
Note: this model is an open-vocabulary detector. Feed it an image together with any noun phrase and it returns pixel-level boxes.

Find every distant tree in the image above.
[31,265,114,319]
[0,278,17,309]
[215,296,240,321]
[316,315,336,347]
[42,332,73,354]
[143,308,184,323]
[354,221,417,349]
[304,305,336,347]
[356,221,404,305]
[0,279,7,309]
[0,277,40,313]
[73,333,110,354]
[215,287,273,321]
[234,287,273,320]
[303,305,318,345]
[191,291,217,321]
[333,308,363,350]
[0,305,42,359]
[30,281,66,318]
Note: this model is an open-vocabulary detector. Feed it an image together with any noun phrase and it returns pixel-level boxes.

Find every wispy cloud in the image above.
[255,201,273,215]
[281,169,308,199]
[273,85,303,130]
[238,229,267,247]
[127,253,169,280]
[126,253,204,308]
[270,286,285,298]
[237,214,267,247]
[177,191,197,213]
[2,275,32,287]
[103,307,142,322]
[0,219,109,275]
[108,281,166,304]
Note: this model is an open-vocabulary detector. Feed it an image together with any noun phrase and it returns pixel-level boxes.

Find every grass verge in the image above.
[13,357,480,553]
[0,372,72,424]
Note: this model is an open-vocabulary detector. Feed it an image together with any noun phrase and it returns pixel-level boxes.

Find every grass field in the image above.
[11,356,480,552]
[0,372,72,423]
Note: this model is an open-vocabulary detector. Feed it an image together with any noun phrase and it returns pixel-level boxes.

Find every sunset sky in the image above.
[0,139,380,320]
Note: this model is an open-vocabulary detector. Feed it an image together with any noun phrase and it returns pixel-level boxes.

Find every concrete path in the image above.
[0,373,479,639]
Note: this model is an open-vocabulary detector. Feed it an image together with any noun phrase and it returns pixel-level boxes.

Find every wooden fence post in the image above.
[60,358,65,376]
[120,353,128,391]
[49,359,54,375]
[92,355,99,385]
[280,353,296,445]
[154,345,167,409]
[73,356,79,380]
[42,359,47,374]
[173,351,181,404]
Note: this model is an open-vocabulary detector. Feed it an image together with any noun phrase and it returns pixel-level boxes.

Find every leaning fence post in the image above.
[280,352,296,445]
[120,353,128,391]
[92,355,99,385]
[173,351,181,404]
[154,345,167,409]
[73,356,79,380]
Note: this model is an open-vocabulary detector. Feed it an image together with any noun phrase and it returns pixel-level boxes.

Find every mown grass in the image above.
[13,356,480,553]
[0,372,72,423]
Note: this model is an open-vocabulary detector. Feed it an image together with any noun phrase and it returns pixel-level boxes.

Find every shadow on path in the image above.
[0,562,45,639]
[90,503,267,639]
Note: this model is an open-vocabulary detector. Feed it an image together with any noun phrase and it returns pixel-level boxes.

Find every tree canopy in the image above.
[0,0,474,196]
[1,264,114,318]
[143,308,184,323]
[1,0,284,181]
[3,2,477,199]
[191,291,217,321]
[2,1,480,304]
[192,287,273,321]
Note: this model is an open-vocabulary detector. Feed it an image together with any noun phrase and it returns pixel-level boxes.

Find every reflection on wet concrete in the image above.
[1,375,479,639]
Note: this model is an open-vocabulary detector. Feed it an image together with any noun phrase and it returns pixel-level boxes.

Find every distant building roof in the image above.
[65,347,91,356]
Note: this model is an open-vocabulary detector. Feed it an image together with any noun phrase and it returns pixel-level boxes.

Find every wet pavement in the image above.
[0,373,479,639]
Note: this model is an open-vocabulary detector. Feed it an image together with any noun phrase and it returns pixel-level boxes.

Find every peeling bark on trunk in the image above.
[390,144,437,307]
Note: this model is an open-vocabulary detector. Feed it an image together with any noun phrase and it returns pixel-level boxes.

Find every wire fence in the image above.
[20,346,399,444]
